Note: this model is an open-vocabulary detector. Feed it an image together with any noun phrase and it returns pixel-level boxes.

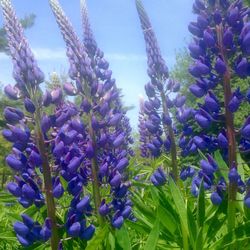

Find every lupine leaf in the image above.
[197,181,205,228]
[187,200,196,248]
[144,217,160,250]
[169,178,189,238]
[116,225,131,250]
[195,227,204,250]
[158,205,177,235]
[214,150,228,181]
[108,232,115,250]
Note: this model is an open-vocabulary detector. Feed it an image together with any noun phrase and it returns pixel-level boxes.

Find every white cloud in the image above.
[32,48,67,60]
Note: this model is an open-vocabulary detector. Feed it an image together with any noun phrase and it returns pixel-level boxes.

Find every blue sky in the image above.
[0,0,194,128]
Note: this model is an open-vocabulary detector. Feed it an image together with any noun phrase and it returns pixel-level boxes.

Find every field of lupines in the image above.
[0,0,250,249]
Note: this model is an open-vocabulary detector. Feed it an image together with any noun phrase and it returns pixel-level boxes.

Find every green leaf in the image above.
[108,232,115,250]
[169,178,189,238]
[144,217,160,250]
[197,181,205,228]
[158,205,177,235]
[86,225,109,250]
[195,228,204,250]
[214,150,228,181]
[116,225,131,250]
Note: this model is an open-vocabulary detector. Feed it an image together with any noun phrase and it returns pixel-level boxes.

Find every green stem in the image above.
[34,109,59,250]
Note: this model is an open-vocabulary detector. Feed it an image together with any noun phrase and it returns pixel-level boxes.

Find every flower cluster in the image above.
[185,0,250,206]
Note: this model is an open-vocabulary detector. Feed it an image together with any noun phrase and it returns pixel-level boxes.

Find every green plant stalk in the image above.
[160,91,179,182]
[216,24,237,244]
[34,108,59,250]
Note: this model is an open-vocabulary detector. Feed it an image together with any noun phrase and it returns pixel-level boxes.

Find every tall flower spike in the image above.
[50,0,134,232]
[187,0,250,235]
[136,0,191,181]
[0,0,59,248]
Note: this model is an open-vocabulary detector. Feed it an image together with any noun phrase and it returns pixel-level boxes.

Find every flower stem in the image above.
[34,108,59,250]
[216,25,237,242]
[160,92,179,182]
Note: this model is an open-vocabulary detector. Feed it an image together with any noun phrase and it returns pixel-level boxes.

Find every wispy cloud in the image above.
[0,48,149,62]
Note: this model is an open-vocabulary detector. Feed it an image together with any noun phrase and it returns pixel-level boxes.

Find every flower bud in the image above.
[51,88,63,104]
[218,133,228,149]
[6,154,24,171]
[228,95,240,113]
[210,192,222,205]
[203,29,216,47]
[53,183,64,199]
[53,141,65,158]
[68,222,81,237]
[22,184,36,200]
[109,113,122,126]
[21,214,34,228]
[43,91,52,107]
[116,158,129,172]
[236,58,248,78]
[4,84,19,100]
[76,196,90,213]
[112,216,124,229]
[4,107,24,124]
[110,173,122,187]
[29,151,42,166]
[68,157,82,173]
[80,225,95,240]
[24,98,36,113]
[189,84,206,98]
[228,167,239,183]
[113,134,125,148]
[99,201,110,216]
[6,182,21,197]
[195,114,211,129]
[241,124,250,139]
[215,57,227,75]
[14,222,29,237]
[223,28,233,48]
[16,234,31,247]
[63,82,77,96]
